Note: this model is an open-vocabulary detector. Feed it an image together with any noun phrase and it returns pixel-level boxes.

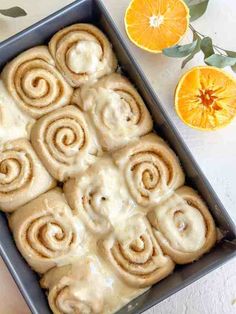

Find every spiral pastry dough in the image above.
[40,258,106,314]
[49,24,117,87]
[9,188,82,273]
[0,139,56,212]
[148,186,217,264]
[73,73,153,151]
[101,218,174,288]
[1,46,73,118]
[31,105,100,181]
[113,133,185,208]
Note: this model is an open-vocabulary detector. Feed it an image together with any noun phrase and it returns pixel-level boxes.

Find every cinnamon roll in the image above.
[1,46,73,118]
[31,105,101,181]
[49,24,117,87]
[101,218,175,288]
[9,188,82,273]
[64,157,136,236]
[148,186,217,264]
[41,265,103,314]
[73,73,153,151]
[113,133,185,208]
[40,255,146,314]
[0,139,56,212]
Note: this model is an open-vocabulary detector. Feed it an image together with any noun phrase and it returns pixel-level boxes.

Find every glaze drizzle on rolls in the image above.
[73,73,153,151]
[113,133,185,208]
[41,248,148,314]
[101,218,175,288]
[40,258,106,314]
[49,24,117,87]
[148,186,217,264]
[64,157,139,236]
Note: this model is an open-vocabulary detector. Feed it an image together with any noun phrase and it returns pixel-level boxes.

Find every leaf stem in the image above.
[189,24,204,37]
[189,24,227,55]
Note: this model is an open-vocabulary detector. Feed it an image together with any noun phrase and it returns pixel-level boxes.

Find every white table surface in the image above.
[0,0,236,313]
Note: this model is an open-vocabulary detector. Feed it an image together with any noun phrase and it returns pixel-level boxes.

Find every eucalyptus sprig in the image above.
[0,6,27,18]
[163,0,236,72]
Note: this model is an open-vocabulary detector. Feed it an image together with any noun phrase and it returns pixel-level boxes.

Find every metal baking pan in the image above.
[0,0,235,313]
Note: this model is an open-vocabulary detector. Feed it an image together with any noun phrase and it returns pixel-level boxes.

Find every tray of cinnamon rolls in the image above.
[0,1,235,314]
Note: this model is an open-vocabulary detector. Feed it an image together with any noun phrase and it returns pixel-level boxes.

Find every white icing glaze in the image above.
[72,156,146,242]
[80,86,140,140]
[114,215,147,247]
[67,41,103,74]
[54,255,147,314]
[0,80,34,143]
[154,194,206,252]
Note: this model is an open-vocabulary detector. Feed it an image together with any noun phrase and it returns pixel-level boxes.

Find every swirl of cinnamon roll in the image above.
[48,283,103,314]
[31,105,100,181]
[112,133,185,208]
[101,218,174,288]
[73,73,153,151]
[0,139,56,212]
[40,259,105,314]
[148,186,217,264]
[9,188,81,273]
[1,46,73,118]
[49,24,117,87]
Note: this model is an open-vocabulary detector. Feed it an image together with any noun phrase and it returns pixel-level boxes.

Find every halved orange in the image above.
[175,66,236,130]
[125,0,189,53]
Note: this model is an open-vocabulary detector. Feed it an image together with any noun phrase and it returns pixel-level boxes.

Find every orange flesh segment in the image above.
[125,0,189,53]
[175,67,236,130]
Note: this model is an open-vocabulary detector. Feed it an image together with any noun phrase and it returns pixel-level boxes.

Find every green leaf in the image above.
[231,65,236,73]
[181,35,201,68]
[226,50,236,73]
[205,54,236,68]
[0,7,27,18]
[163,40,198,58]
[226,50,236,58]
[189,0,209,22]
[200,37,214,58]
[183,0,195,5]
